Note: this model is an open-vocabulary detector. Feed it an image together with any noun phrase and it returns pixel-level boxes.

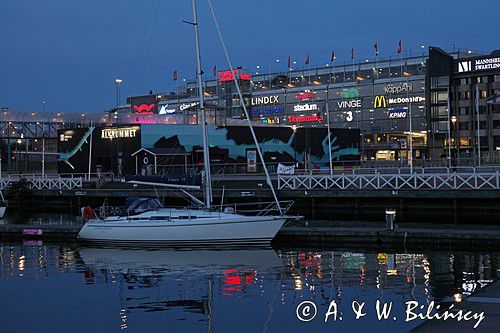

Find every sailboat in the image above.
[77,0,300,245]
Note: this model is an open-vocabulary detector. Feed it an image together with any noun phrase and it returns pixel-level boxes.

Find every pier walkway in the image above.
[0,166,498,201]
[278,166,500,191]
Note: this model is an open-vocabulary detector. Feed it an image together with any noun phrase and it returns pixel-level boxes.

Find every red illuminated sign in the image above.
[133,103,155,114]
[288,114,324,123]
[218,70,250,82]
[295,92,315,100]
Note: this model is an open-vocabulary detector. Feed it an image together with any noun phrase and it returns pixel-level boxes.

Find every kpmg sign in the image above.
[389,109,407,119]
[457,56,500,73]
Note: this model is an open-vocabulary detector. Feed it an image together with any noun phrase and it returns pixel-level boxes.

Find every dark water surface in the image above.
[0,239,498,332]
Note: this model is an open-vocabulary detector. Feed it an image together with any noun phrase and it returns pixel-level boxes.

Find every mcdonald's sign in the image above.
[373,95,387,108]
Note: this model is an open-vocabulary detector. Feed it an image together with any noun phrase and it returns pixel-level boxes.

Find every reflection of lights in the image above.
[387,269,398,276]
[120,308,127,330]
[292,273,303,290]
[18,255,25,271]
[454,293,463,302]
[377,253,388,265]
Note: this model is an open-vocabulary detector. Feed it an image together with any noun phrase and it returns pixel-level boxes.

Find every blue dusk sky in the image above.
[0,0,499,113]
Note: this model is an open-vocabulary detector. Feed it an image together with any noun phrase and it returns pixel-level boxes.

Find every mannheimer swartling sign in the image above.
[456,55,500,73]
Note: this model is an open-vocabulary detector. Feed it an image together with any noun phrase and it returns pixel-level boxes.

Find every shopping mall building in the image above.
[3,46,498,174]
[112,46,499,165]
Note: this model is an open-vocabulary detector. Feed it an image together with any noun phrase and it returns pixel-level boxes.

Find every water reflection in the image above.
[0,242,498,332]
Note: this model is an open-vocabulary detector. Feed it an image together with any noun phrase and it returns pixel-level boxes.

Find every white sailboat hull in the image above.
[78,213,290,245]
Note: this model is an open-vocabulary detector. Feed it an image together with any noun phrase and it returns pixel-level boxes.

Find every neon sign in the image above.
[101,127,139,140]
[340,87,359,99]
[374,95,387,108]
[251,95,279,106]
[251,107,284,115]
[260,117,280,124]
[295,92,315,100]
[293,103,318,112]
[388,96,425,104]
[337,100,361,108]
[384,83,413,94]
[159,105,176,114]
[133,103,155,114]
[457,57,500,72]
[374,95,425,108]
[288,114,324,123]
[179,102,199,111]
[389,109,407,119]
[218,70,251,82]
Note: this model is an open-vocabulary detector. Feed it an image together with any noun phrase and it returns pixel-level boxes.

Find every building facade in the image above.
[427,47,500,164]
[117,55,429,164]
[57,124,360,176]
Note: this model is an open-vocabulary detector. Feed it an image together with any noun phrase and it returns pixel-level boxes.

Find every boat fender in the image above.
[82,206,95,221]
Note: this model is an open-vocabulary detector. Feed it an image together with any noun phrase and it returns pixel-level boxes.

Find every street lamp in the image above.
[115,78,123,107]
[451,115,457,164]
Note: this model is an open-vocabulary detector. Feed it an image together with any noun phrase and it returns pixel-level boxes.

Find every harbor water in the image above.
[0,215,498,332]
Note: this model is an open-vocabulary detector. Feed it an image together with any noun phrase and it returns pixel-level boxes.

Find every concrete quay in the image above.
[2,220,500,249]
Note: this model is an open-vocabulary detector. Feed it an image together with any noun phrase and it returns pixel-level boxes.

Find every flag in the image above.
[374,43,379,56]
[331,50,335,62]
[305,53,310,65]
[213,65,217,77]
[173,69,178,81]
[397,40,402,54]
[351,48,354,60]
[287,56,291,68]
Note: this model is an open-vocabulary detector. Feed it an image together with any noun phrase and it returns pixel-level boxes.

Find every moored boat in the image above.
[78,208,292,246]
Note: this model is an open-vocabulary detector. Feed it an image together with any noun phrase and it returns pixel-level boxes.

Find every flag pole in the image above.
[476,83,481,166]
[326,87,333,175]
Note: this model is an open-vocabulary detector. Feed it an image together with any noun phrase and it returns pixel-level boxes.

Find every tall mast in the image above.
[191,0,212,208]
[207,0,282,214]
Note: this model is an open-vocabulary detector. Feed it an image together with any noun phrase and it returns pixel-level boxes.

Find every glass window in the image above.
[459,91,470,100]
[437,76,449,87]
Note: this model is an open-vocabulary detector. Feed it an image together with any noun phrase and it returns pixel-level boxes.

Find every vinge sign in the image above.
[337,100,361,108]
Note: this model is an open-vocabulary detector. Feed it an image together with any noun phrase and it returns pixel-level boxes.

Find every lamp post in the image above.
[451,115,457,166]
[115,78,123,107]
[42,101,46,177]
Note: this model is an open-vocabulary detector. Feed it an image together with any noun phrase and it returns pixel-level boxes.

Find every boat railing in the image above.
[212,200,294,216]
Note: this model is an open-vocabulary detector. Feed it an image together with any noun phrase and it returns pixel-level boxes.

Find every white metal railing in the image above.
[0,175,83,190]
[278,172,500,191]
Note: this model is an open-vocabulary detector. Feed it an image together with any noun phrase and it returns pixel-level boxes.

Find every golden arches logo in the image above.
[373,95,387,108]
